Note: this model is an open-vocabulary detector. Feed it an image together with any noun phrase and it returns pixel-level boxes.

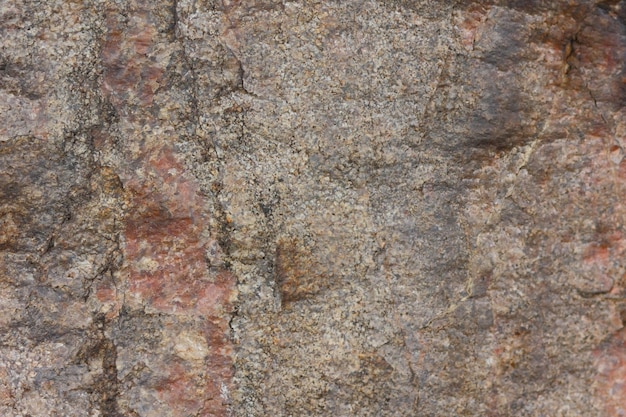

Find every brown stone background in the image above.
[1,0,626,415]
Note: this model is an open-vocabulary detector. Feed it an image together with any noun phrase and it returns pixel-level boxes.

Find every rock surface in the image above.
[1,0,626,415]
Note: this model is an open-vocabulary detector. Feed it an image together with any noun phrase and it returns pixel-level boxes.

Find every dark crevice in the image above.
[211,179,235,270]
[586,86,609,124]
[172,6,201,127]
[561,29,581,81]
[576,287,613,298]
[100,336,121,417]
[168,0,179,39]
[227,303,240,338]
[76,313,122,416]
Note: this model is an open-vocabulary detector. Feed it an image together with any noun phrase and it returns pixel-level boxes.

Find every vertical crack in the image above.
[101,337,121,417]
[94,313,121,417]
[76,313,121,416]
[170,0,200,127]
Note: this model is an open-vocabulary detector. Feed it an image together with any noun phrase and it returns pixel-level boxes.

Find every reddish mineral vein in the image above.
[101,3,234,416]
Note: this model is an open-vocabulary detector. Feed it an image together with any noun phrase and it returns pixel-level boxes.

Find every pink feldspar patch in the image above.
[100,2,235,415]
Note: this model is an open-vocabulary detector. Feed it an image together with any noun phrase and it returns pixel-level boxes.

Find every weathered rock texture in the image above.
[1,0,626,415]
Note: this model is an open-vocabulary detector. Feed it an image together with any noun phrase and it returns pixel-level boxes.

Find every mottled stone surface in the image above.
[1,0,626,416]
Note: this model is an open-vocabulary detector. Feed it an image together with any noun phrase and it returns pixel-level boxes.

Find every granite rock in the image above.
[1,0,626,416]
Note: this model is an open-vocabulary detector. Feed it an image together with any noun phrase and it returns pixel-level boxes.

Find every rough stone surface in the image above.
[1,0,626,416]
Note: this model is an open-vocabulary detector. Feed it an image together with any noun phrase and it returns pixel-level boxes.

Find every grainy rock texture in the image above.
[1,0,626,416]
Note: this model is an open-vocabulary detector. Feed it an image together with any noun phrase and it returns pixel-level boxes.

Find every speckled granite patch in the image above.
[1,0,626,416]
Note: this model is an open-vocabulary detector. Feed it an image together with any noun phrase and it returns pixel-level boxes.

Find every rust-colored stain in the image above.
[275,238,326,307]
[455,4,489,52]
[101,7,163,108]
[100,2,234,416]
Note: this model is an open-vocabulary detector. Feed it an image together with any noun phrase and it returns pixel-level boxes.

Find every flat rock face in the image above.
[1,0,626,416]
